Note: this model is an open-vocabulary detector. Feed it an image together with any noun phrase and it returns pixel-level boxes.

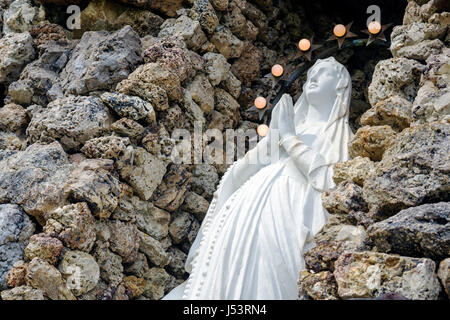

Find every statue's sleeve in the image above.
[281,135,335,192]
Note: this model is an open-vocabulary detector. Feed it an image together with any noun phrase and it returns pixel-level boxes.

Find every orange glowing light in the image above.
[271,64,284,77]
[298,38,311,52]
[368,21,382,35]
[254,96,267,109]
[333,24,346,37]
[257,124,269,137]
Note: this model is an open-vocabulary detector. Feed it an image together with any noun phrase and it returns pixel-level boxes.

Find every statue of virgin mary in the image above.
[163,57,353,300]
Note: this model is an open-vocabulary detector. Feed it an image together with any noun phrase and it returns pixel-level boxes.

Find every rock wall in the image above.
[302,0,449,300]
[0,0,447,300]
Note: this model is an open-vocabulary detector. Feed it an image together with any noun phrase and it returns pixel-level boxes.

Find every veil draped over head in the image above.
[293,56,354,171]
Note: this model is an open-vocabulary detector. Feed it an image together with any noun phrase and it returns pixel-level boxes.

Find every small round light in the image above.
[333,24,346,38]
[271,64,284,77]
[298,39,311,52]
[368,21,382,35]
[257,124,269,137]
[254,96,267,110]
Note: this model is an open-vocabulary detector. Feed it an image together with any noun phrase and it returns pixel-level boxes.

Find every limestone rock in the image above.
[101,92,156,126]
[298,270,338,300]
[27,95,113,153]
[348,125,396,161]
[117,62,183,103]
[363,122,449,219]
[24,233,63,265]
[332,156,375,187]
[322,181,368,215]
[107,220,139,264]
[2,0,45,34]
[210,25,244,59]
[0,103,28,132]
[152,164,192,212]
[5,260,27,288]
[203,52,231,86]
[81,136,130,160]
[158,15,207,51]
[58,250,100,296]
[26,257,76,300]
[334,251,441,300]
[368,202,450,261]
[43,202,96,253]
[214,87,240,128]
[181,192,209,221]
[189,0,219,35]
[143,37,192,83]
[360,96,413,132]
[64,160,123,219]
[0,285,45,300]
[51,26,142,96]
[368,58,424,106]
[138,231,170,267]
[185,73,215,114]
[390,22,447,60]
[117,147,167,201]
[0,32,35,84]
[438,258,450,297]
[0,204,35,290]
[0,142,72,224]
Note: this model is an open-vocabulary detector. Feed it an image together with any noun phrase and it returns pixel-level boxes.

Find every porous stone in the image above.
[203,52,231,86]
[368,202,449,261]
[124,253,150,279]
[181,192,210,221]
[191,164,219,199]
[93,243,123,286]
[219,70,242,99]
[27,95,113,153]
[230,41,262,86]
[0,204,35,290]
[0,285,45,300]
[189,0,219,35]
[334,251,441,300]
[298,270,338,300]
[169,211,193,244]
[59,250,100,296]
[115,0,183,17]
[2,0,45,34]
[210,25,244,59]
[360,96,413,132]
[138,231,170,267]
[185,73,215,114]
[123,275,146,298]
[214,87,240,127]
[322,181,368,215]
[368,58,424,106]
[0,131,26,151]
[101,92,156,126]
[26,257,76,300]
[0,31,35,84]
[143,267,170,299]
[107,220,139,264]
[167,247,187,278]
[29,22,67,46]
[111,118,145,141]
[363,122,449,219]
[0,142,72,224]
[50,26,142,96]
[24,233,63,265]
[5,260,27,288]
[348,125,396,161]
[81,136,130,160]
[43,202,96,253]
[438,258,450,297]
[158,15,207,51]
[0,103,28,132]
[332,156,375,187]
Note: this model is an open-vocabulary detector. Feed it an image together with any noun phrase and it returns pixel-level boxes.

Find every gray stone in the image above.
[0,31,35,84]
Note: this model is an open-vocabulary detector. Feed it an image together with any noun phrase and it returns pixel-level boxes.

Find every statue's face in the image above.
[305,61,340,106]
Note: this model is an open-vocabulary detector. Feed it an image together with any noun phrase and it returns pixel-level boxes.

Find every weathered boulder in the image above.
[348,125,396,161]
[158,15,207,51]
[332,156,375,187]
[0,103,28,132]
[43,202,96,252]
[334,251,441,300]
[363,122,450,219]
[189,0,219,35]
[59,250,100,296]
[143,267,170,299]
[230,41,262,86]
[322,180,368,215]
[214,87,240,128]
[26,257,76,300]
[107,220,139,264]
[298,270,338,300]
[191,164,219,200]
[50,26,142,97]
[24,233,63,265]
[0,142,72,224]
[27,95,113,153]
[0,32,35,84]
[81,136,130,161]
[368,58,424,106]
[203,52,230,86]
[5,260,27,288]
[2,0,45,34]
[0,204,35,290]
[210,25,244,59]
[138,231,170,267]
[92,242,123,286]
[185,73,215,114]
[368,202,449,261]
[181,192,210,222]
[0,285,45,300]
[169,211,193,244]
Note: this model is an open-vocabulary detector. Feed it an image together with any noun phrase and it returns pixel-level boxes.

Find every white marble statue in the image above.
[163,57,353,300]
